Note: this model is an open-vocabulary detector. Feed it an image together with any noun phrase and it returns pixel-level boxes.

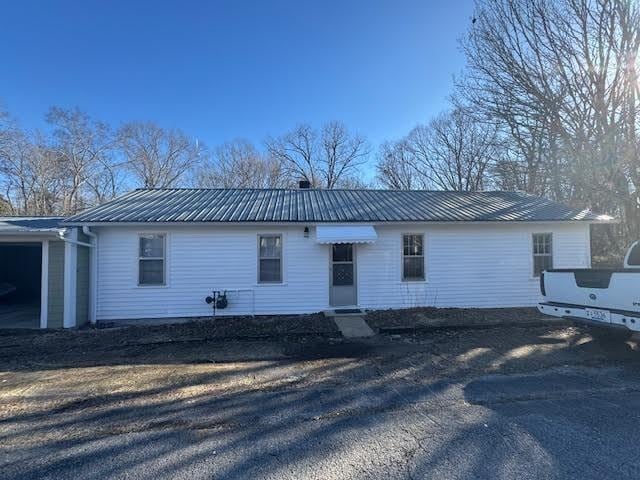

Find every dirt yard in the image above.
[2,314,640,479]
[365,306,554,331]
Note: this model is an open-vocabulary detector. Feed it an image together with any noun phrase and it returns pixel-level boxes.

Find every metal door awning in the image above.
[315,225,377,244]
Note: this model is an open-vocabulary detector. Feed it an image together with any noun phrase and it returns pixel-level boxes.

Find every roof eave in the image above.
[61,218,613,227]
[0,230,63,237]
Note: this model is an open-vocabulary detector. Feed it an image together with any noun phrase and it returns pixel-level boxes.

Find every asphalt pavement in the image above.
[2,324,640,479]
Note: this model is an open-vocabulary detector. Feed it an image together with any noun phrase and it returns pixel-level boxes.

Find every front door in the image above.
[330,243,357,307]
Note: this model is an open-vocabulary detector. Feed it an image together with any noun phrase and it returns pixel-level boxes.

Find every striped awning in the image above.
[315,225,377,244]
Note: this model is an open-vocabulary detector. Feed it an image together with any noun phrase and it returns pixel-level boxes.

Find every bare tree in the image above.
[267,121,369,188]
[0,127,65,216]
[459,0,572,198]
[267,124,317,186]
[319,121,369,188]
[196,139,287,188]
[375,140,428,189]
[407,108,499,191]
[118,122,205,188]
[459,0,640,252]
[46,107,119,214]
[332,175,373,189]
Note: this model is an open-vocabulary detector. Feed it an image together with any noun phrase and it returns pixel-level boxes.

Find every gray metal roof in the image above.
[63,188,610,224]
[0,217,65,234]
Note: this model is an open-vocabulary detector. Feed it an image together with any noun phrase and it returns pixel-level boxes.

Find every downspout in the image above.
[82,226,98,324]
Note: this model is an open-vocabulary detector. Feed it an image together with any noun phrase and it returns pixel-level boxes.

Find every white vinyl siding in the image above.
[96,226,328,319]
[95,222,591,321]
[357,223,590,310]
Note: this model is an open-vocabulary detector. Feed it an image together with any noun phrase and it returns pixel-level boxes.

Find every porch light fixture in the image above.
[304,226,309,238]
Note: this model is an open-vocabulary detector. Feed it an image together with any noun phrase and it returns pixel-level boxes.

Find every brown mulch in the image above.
[365,307,564,331]
[0,313,343,373]
[107,313,341,339]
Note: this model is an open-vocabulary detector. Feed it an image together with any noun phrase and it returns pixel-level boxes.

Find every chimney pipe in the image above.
[298,179,311,189]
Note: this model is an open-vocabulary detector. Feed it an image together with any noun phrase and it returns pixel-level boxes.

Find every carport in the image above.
[0,243,42,328]
[0,217,91,329]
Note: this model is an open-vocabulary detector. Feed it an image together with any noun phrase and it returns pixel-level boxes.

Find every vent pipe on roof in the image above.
[298,179,311,189]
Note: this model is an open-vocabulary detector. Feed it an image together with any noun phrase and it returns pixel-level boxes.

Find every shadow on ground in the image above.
[1,323,640,479]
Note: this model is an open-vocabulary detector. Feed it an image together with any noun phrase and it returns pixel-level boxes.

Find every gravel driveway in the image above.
[2,321,640,479]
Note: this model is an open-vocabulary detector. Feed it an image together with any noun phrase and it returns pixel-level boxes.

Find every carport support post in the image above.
[63,229,78,328]
[40,240,49,329]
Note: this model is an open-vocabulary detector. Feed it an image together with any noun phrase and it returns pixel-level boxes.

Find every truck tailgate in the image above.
[540,269,640,329]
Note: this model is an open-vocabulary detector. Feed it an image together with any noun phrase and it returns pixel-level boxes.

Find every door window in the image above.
[332,244,354,286]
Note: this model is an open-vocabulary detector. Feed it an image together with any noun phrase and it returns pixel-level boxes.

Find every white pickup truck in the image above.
[538,241,640,340]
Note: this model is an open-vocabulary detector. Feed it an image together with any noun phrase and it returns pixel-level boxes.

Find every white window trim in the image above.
[401,233,426,282]
[137,233,167,287]
[532,232,553,278]
[257,233,284,284]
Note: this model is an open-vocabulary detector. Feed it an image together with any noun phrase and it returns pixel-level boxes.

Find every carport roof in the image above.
[0,217,65,235]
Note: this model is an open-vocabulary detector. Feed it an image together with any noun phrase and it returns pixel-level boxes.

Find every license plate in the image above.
[585,308,611,323]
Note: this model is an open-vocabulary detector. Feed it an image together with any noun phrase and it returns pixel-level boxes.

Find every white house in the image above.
[53,186,613,326]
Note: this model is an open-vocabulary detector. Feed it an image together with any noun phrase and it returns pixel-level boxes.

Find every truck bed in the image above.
[539,268,640,331]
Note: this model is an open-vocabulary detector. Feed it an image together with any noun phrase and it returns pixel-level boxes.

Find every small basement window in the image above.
[258,235,282,283]
[532,233,553,277]
[139,234,165,285]
[402,234,425,281]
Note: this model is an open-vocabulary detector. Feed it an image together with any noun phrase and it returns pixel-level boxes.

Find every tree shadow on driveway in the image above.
[2,324,640,479]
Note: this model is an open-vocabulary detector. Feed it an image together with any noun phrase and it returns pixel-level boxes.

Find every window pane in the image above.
[260,236,281,258]
[403,257,424,280]
[533,257,543,277]
[259,259,281,282]
[139,259,164,285]
[403,235,423,256]
[140,235,164,258]
[332,263,354,286]
[533,234,551,255]
[332,244,353,262]
[534,255,553,277]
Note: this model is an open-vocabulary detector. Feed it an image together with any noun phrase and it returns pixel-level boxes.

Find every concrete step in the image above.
[333,315,375,338]
[323,309,365,318]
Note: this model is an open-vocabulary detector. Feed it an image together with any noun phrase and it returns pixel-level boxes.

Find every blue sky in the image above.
[1,0,473,161]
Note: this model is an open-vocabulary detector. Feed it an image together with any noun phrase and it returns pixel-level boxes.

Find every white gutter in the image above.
[82,226,98,324]
[0,230,61,236]
[58,229,93,247]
